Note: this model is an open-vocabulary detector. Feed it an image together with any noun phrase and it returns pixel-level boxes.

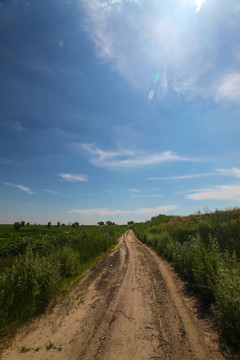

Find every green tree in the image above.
[106,221,115,225]
[13,222,21,230]
[97,221,105,225]
[47,222,51,228]
[57,221,61,227]
[128,221,134,225]
[72,222,79,228]
[21,221,25,227]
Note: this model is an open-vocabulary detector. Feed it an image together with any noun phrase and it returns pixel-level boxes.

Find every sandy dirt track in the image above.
[1,230,226,360]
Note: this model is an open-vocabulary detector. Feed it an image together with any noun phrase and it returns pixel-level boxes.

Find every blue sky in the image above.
[0,0,240,225]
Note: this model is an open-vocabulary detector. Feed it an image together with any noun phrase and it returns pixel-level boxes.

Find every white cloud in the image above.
[80,143,203,169]
[232,3,240,14]
[68,205,177,217]
[80,0,204,94]
[44,189,62,195]
[216,167,240,178]
[68,208,131,216]
[58,173,88,182]
[147,172,215,180]
[4,182,34,194]
[0,157,11,165]
[80,0,239,103]
[134,205,177,215]
[187,184,240,201]
[6,120,26,132]
[216,72,240,103]
[146,167,240,180]
[173,76,196,95]
[131,194,163,198]
[79,143,133,160]
[128,188,141,193]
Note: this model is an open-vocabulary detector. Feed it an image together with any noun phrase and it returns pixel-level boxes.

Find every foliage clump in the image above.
[0,224,127,336]
[133,208,240,350]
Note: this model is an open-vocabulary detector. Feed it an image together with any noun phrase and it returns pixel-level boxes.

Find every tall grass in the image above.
[133,208,240,349]
[0,225,126,335]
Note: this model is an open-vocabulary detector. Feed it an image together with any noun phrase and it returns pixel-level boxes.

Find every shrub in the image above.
[13,222,21,231]
[212,253,240,348]
[57,246,80,277]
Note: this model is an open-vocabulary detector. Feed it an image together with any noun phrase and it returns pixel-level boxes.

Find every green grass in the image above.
[0,224,127,337]
[133,208,240,351]
[0,224,77,240]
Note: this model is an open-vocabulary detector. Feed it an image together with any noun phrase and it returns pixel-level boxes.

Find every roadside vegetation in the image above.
[133,208,240,351]
[0,223,127,337]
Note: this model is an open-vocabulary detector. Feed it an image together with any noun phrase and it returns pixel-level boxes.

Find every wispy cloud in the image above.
[28,203,38,207]
[131,194,163,198]
[81,0,240,103]
[79,143,133,161]
[134,205,177,215]
[187,184,240,201]
[146,168,240,180]
[68,208,131,216]
[43,189,63,195]
[5,120,27,132]
[216,72,240,103]
[147,173,215,181]
[0,157,11,165]
[68,205,177,217]
[58,173,88,182]
[79,143,202,169]
[26,60,84,77]
[4,182,34,194]
[217,168,240,177]
[128,188,141,193]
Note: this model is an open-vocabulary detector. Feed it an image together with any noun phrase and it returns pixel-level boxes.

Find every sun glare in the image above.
[194,0,205,13]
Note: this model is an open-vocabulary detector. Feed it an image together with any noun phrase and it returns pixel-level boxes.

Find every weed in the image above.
[20,346,30,353]
[46,341,54,350]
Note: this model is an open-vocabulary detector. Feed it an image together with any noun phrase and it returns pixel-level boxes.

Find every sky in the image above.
[0,0,240,225]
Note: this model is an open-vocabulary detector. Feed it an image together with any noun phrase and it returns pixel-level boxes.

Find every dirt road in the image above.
[1,230,225,360]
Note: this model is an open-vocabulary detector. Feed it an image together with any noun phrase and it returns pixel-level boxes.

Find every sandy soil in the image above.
[1,230,226,360]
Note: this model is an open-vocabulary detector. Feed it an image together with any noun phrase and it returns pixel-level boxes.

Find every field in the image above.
[0,223,127,336]
[1,209,240,358]
[133,208,240,350]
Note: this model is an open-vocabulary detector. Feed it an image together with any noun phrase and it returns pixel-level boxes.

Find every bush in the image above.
[57,246,80,277]
[13,222,21,231]
[212,253,240,347]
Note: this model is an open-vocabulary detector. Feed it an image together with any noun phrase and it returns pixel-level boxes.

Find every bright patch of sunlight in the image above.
[194,0,205,13]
